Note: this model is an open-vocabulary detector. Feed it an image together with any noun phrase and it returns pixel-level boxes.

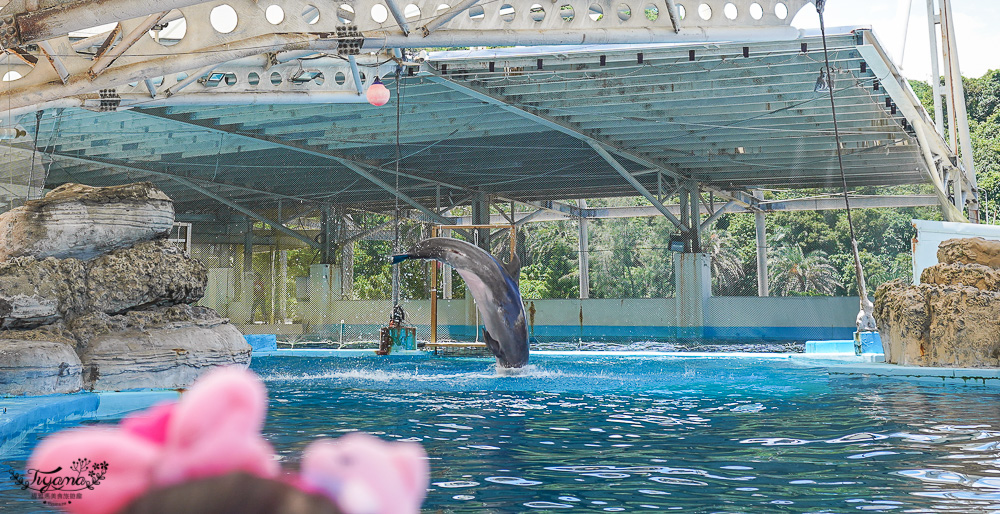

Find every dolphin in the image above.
[392,237,529,368]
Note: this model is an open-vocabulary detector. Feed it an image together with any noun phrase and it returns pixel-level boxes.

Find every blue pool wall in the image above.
[287,296,858,342]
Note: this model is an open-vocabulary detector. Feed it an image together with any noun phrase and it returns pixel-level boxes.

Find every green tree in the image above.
[768,245,842,296]
[703,230,745,295]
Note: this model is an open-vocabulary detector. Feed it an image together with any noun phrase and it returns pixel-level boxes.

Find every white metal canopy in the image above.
[0,0,969,233]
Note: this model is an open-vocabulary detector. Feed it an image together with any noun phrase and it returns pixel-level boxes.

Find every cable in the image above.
[816,0,876,333]
[391,70,402,308]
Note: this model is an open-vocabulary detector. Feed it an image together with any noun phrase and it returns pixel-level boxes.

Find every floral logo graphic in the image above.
[7,458,108,506]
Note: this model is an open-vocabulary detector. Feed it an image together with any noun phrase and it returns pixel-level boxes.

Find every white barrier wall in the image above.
[911,220,1000,284]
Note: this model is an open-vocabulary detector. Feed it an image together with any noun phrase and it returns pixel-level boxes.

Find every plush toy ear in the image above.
[120,401,176,445]
[153,432,279,486]
[389,443,430,507]
[156,367,278,485]
[300,433,429,514]
[28,429,160,514]
[166,367,268,450]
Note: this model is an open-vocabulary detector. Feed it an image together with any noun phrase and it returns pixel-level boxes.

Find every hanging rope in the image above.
[816,0,877,332]
[390,69,402,308]
[28,111,42,199]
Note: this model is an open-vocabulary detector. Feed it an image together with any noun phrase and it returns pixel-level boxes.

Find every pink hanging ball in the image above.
[366,78,391,106]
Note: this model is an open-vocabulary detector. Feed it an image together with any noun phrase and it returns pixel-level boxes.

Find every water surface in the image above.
[4,354,1000,513]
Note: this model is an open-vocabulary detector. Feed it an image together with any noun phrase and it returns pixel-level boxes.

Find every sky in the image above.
[791,0,1000,81]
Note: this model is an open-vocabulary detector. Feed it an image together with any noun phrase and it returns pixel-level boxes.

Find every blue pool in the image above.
[4,352,1000,512]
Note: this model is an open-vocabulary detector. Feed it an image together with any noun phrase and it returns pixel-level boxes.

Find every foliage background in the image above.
[265,70,998,314]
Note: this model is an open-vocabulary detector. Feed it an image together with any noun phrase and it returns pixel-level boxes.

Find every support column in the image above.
[241,219,254,323]
[941,0,979,222]
[688,183,702,253]
[578,199,590,299]
[925,0,944,136]
[472,193,491,251]
[679,187,690,251]
[278,249,288,321]
[442,228,453,299]
[308,263,342,331]
[340,240,354,299]
[319,206,333,264]
[754,190,769,297]
[674,183,709,339]
[674,253,710,339]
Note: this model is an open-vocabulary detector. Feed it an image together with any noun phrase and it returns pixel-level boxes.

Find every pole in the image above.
[430,225,438,344]
[925,0,944,136]
[754,190,769,297]
[578,200,590,299]
[941,0,979,222]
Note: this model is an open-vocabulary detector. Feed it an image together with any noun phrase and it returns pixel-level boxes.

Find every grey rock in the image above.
[0,257,88,328]
[0,182,174,262]
[0,340,83,395]
[74,305,251,391]
[86,239,207,314]
[0,240,206,328]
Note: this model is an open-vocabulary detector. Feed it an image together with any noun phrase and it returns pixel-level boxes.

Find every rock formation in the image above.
[874,237,1000,367]
[0,182,174,261]
[0,183,250,395]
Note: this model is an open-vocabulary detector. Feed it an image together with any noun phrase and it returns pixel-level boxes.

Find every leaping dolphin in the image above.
[392,237,529,368]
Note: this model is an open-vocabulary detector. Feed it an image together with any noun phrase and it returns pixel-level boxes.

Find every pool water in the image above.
[4,353,1000,513]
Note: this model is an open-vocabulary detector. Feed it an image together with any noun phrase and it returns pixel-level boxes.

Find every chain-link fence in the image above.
[183,192,932,347]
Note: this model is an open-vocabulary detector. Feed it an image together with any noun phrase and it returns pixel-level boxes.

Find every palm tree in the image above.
[703,231,744,295]
[768,245,842,296]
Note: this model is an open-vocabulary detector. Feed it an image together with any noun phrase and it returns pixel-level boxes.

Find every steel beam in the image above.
[420,0,480,36]
[700,200,737,232]
[587,141,682,228]
[925,0,944,136]
[939,0,979,219]
[424,72,690,185]
[383,0,411,36]
[11,143,323,205]
[347,55,364,96]
[89,11,169,78]
[37,40,69,84]
[330,158,455,226]
[0,32,318,114]
[855,29,966,221]
[35,150,321,248]
[451,194,941,224]
[1,0,207,46]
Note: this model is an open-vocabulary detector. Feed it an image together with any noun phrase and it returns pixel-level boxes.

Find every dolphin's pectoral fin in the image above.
[482,328,506,363]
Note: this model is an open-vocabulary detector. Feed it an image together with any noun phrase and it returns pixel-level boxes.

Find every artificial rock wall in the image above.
[874,237,1000,367]
[0,183,250,395]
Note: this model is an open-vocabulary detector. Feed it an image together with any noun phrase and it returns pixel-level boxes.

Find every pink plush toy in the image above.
[300,432,430,514]
[27,367,429,514]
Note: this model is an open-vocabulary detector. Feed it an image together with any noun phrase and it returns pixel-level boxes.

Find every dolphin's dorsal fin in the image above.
[501,252,521,285]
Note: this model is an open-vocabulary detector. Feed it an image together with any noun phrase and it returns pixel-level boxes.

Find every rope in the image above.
[29,111,42,197]
[817,0,877,332]
[391,70,402,308]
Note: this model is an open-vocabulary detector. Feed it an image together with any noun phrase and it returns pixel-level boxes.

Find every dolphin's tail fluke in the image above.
[390,254,410,265]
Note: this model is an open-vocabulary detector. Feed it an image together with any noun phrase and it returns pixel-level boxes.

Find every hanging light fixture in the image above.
[366,77,390,106]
